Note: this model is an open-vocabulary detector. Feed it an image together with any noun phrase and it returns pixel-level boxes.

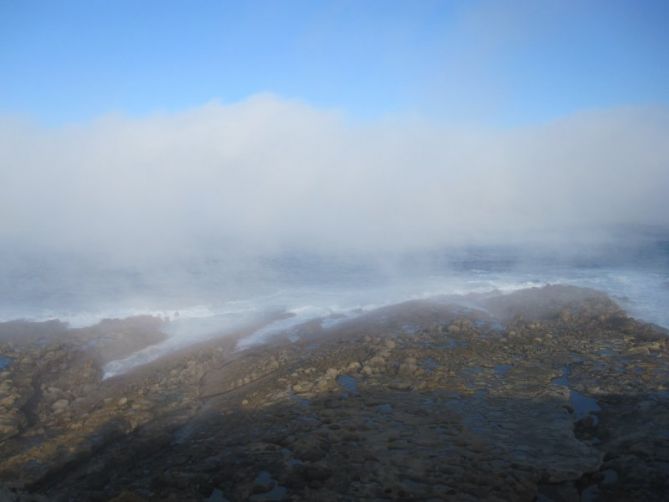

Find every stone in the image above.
[51,399,70,412]
[367,356,386,367]
[294,437,328,462]
[0,286,667,501]
[304,463,333,482]
[108,491,147,502]
[388,381,413,391]
[0,420,20,439]
[325,368,339,379]
[0,394,17,407]
[292,381,313,393]
[346,361,361,372]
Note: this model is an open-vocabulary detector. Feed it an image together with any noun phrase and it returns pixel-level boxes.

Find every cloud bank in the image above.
[1,94,668,266]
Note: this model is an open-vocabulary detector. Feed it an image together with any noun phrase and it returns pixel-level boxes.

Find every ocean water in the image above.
[4,253,668,327]
[1,235,668,377]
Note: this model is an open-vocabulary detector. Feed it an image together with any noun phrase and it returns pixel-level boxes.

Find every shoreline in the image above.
[0,284,668,500]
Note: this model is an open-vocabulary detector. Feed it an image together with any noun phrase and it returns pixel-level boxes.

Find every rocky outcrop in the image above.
[0,286,667,500]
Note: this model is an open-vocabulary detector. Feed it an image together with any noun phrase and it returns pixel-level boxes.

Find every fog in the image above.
[1,95,669,326]
[2,95,668,265]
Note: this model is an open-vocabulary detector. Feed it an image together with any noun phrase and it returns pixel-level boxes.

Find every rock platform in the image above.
[0,285,667,501]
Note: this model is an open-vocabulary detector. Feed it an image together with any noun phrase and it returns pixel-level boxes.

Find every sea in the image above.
[1,228,668,377]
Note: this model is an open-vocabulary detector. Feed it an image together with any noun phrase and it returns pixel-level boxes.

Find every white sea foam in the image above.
[102,308,262,379]
[0,304,223,329]
[18,263,666,380]
[236,305,345,350]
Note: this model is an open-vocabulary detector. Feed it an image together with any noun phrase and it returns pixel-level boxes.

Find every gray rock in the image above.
[51,399,70,412]
[388,381,413,391]
[304,463,332,482]
[600,469,619,486]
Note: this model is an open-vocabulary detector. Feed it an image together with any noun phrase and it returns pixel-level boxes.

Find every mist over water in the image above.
[3,5,669,499]
[5,235,669,379]
[2,98,669,258]
[3,229,669,329]
[1,97,669,375]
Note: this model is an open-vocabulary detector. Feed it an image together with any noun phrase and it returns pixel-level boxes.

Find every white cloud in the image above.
[1,95,668,265]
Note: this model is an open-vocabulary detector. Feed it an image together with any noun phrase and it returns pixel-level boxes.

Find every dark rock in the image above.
[0,286,666,501]
[253,470,275,494]
[304,463,332,482]
[249,485,288,501]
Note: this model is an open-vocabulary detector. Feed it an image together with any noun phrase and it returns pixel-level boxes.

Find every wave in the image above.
[2,261,666,379]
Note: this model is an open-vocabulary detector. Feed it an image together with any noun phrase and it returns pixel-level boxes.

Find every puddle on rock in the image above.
[420,357,439,372]
[0,355,13,370]
[570,390,601,423]
[494,364,512,378]
[290,392,310,407]
[551,366,570,387]
[552,366,601,424]
[336,374,358,394]
[376,403,393,414]
[597,347,616,357]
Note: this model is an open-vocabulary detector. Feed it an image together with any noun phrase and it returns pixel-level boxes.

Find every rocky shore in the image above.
[0,285,667,501]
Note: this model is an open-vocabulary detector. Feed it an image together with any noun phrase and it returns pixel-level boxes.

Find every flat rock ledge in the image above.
[0,285,667,501]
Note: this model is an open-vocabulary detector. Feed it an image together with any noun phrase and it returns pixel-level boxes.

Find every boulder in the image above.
[51,399,70,413]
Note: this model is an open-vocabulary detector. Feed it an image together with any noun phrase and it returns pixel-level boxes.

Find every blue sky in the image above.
[1,0,668,126]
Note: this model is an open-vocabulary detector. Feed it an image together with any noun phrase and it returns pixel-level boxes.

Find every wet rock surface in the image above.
[0,285,667,501]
